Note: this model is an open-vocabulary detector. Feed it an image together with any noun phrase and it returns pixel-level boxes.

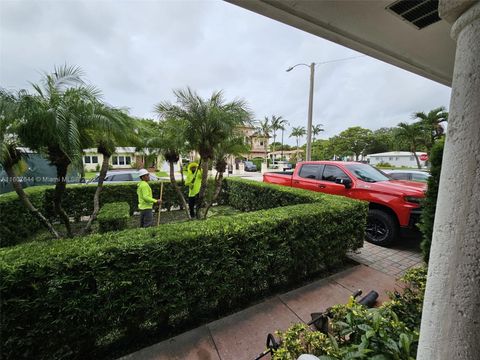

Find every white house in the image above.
[366,151,427,168]
[83,147,162,171]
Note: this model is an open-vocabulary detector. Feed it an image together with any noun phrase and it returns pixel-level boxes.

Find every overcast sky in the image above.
[0,0,452,145]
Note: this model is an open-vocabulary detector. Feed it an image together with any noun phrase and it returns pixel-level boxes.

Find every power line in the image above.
[315,55,365,66]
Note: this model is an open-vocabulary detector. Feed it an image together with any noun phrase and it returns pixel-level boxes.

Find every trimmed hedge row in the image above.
[0,179,367,359]
[97,202,130,233]
[0,180,221,247]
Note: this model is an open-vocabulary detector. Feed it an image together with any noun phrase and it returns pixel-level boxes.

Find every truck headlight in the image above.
[404,196,422,204]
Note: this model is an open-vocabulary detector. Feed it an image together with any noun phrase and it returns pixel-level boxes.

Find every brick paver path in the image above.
[348,233,424,277]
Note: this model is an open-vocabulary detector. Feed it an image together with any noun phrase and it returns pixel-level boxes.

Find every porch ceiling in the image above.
[226,0,456,86]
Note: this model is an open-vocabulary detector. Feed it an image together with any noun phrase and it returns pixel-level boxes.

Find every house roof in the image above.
[367,151,427,157]
[226,0,463,86]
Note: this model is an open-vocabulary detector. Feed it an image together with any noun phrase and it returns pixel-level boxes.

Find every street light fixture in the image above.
[286,63,315,161]
[286,55,364,161]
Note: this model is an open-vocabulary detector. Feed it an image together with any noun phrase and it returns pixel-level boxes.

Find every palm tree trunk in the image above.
[179,161,185,186]
[412,143,422,169]
[54,161,73,237]
[168,161,190,219]
[5,166,61,239]
[281,129,284,159]
[196,159,209,219]
[204,171,224,218]
[82,154,110,235]
[272,132,276,162]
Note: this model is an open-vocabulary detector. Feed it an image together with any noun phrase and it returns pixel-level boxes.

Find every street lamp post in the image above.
[286,62,315,161]
[286,55,363,161]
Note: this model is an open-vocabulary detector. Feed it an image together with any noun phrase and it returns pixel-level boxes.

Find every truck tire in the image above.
[365,209,398,246]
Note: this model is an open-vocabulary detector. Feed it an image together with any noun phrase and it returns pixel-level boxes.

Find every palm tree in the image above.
[18,65,106,237]
[155,87,251,218]
[396,122,424,169]
[290,126,306,158]
[278,118,289,160]
[0,89,60,238]
[204,134,250,217]
[257,117,271,163]
[413,107,448,151]
[312,123,324,143]
[269,115,285,162]
[81,105,135,234]
[144,117,191,219]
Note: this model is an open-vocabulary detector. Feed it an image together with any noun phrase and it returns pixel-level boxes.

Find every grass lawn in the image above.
[27,205,241,243]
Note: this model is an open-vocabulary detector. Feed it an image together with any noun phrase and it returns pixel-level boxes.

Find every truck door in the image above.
[293,164,324,192]
[319,165,352,196]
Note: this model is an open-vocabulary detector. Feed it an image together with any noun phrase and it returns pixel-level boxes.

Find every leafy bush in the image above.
[419,138,444,263]
[0,179,366,359]
[97,202,130,233]
[251,157,264,172]
[273,267,427,360]
[376,161,392,168]
[0,186,50,247]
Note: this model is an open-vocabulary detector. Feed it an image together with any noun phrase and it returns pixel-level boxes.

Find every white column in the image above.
[417,2,480,359]
[261,162,268,174]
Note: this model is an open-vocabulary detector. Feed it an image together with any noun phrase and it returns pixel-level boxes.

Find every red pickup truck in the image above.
[263,161,427,245]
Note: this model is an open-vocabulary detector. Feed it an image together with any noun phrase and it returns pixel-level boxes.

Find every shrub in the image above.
[0,186,50,247]
[419,138,444,263]
[0,179,366,359]
[97,202,130,233]
[0,180,223,247]
[251,157,264,172]
[376,161,392,168]
[273,267,427,359]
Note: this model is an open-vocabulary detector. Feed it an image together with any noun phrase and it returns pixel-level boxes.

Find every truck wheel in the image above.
[365,209,398,246]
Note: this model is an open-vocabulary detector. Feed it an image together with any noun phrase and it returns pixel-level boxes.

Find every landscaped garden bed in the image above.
[0,178,367,359]
[272,266,426,360]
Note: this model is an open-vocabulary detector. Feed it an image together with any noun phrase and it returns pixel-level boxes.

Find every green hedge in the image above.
[419,138,445,263]
[0,180,222,247]
[0,186,49,247]
[97,202,130,233]
[0,179,367,359]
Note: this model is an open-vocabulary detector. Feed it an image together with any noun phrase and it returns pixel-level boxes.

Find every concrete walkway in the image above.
[120,264,404,360]
[348,233,424,277]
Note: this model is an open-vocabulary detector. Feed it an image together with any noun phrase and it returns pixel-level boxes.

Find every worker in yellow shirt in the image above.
[137,169,160,227]
[185,162,202,218]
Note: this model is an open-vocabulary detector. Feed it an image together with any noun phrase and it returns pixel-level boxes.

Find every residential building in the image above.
[82,147,162,171]
[240,126,269,160]
[268,149,304,162]
[366,151,427,168]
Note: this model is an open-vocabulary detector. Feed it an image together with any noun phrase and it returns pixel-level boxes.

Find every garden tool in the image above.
[309,289,378,332]
[156,182,164,226]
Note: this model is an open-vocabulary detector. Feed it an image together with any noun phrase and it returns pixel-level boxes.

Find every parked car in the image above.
[271,161,293,171]
[243,161,257,172]
[382,169,430,182]
[88,170,159,183]
[263,161,427,246]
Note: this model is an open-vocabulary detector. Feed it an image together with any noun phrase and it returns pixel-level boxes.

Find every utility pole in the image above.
[306,62,315,161]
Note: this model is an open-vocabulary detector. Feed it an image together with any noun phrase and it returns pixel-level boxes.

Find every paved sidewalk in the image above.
[348,234,424,277]
[120,265,401,360]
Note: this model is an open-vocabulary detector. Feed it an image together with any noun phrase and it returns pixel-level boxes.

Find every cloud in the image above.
[0,0,451,145]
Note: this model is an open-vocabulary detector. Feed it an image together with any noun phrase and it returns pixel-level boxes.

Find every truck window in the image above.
[299,164,323,179]
[322,165,350,182]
